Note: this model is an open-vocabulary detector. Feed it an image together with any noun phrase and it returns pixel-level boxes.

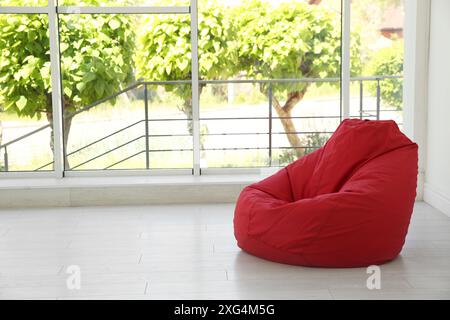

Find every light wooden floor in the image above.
[0,201,449,300]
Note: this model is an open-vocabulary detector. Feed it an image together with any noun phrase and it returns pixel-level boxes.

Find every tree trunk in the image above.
[46,108,73,170]
[180,85,205,146]
[272,89,308,158]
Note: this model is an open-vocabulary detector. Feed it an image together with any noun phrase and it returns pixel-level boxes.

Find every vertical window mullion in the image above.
[48,0,64,178]
[341,0,351,120]
[190,0,201,176]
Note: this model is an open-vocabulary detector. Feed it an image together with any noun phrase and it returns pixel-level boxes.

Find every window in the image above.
[350,0,404,126]
[0,0,405,176]
[199,0,341,169]
[0,14,53,172]
[59,13,193,171]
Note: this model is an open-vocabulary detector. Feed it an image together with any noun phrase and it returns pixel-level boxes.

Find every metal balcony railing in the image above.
[0,75,402,173]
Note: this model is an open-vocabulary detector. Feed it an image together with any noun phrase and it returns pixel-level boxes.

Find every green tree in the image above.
[366,41,403,110]
[137,0,361,159]
[0,0,135,168]
[235,0,361,157]
[136,0,238,132]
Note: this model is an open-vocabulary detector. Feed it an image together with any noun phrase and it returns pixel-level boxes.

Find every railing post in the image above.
[144,84,150,169]
[268,83,273,167]
[3,147,8,172]
[359,80,363,119]
[376,79,381,120]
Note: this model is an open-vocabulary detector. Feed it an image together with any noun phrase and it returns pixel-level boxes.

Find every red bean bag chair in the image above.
[234,119,418,267]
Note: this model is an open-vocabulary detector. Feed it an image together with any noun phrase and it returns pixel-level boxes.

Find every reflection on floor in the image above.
[0,201,449,300]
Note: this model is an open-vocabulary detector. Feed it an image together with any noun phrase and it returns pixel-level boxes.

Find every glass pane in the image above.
[350,0,404,127]
[59,0,190,6]
[0,0,48,6]
[0,14,53,172]
[199,0,341,168]
[60,14,192,171]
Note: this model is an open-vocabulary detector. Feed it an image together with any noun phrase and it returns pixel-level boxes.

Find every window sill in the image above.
[0,173,273,209]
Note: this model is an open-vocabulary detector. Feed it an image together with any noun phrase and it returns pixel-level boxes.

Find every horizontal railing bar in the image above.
[350,75,402,81]
[67,120,144,157]
[147,133,192,137]
[200,116,341,120]
[353,114,377,118]
[144,80,191,86]
[202,166,271,170]
[198,75,401,85]
[71,135,145,170]
[202,146,321,151]
[199,131,334,136]
[200,78,338,85]
[57,6,190,14]
[148,148,193,152]
[138,131,333,138]
[0,75,402,152]
[147,118,192,122]
[141,75,402,86]
[104,150,145,170]
[361,109,402,112]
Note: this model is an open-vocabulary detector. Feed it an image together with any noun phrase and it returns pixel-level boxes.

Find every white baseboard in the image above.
[0,175,260,209]
[424,183,450,217]
[416,170,425,200]
[0,173,437,210]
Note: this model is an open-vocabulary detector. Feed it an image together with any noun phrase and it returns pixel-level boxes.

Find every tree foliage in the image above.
[136,0,237,101]
[0,0,136,169]
[232,0,361,157]
[0,14,50,119]
[0,0,135,119]
[59,14,135,113]
[234,0,344,95]
[136,0,362,158]
[366,41,403,109]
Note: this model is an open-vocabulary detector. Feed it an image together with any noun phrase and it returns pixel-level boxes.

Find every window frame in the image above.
[0,0,420,180]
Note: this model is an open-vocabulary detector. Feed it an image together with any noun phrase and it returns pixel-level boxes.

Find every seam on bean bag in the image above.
[302,143,418,258]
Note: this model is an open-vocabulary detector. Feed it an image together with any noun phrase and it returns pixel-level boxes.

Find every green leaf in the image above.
[40,66,50,78]
[64,87,72,98]
[176,59,189,72]
[16,95,27,111]
[95,81,105,97]
[165,64,172,75]
[60,42,69,53]
[76,82,86,92]
[83,72,96,82]
[108,19,121,30]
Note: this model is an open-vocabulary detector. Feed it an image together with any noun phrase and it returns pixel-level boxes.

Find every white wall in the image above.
[424,0,450,216]
[403,0,431,200]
